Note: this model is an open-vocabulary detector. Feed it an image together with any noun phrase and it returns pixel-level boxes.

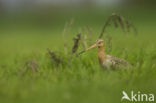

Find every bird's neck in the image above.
[98,46,105,54]
[98,46,107,63]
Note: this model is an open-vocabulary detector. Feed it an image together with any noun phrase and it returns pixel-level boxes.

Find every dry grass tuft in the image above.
[47,48,64,66]
[62,18,74,55]
[21,60,39,75]
[99,13,137,39]
[106,35,112,52]
[71,33,81,55]
[68,33,81,66]
[86,26,93,44]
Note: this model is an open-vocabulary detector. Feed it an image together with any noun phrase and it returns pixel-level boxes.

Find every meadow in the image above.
[0,8,156,103]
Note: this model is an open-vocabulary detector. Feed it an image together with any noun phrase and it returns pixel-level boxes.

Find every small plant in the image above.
[106,35,112,52]
[99,13,137,39]
[71,33,81,55]
[86,26,93,45]
[62,18,74,55]
[79,26,93,50]
[47,48,64,66]
[80,29,88,50]
[21,60,39,75]
[68,33,81,66]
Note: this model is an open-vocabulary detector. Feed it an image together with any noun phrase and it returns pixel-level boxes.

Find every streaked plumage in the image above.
[86,39,132,70]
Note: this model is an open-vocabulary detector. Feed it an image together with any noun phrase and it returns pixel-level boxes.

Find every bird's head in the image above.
[96,39,104,47]
[86,39,104,51]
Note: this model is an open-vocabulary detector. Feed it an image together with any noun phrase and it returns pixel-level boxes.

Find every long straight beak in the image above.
[76,43,97,57]
[86,43,97,51]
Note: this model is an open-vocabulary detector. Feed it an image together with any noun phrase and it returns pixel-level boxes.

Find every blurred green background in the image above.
[0,0,156,103]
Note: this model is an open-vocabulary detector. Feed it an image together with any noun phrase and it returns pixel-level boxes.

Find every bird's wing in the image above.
[107,55,132,68]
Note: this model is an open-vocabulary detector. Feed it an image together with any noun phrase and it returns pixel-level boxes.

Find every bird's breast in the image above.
[98,55,113,69]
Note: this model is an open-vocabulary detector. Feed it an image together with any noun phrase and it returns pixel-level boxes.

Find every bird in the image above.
[85,39,132,70]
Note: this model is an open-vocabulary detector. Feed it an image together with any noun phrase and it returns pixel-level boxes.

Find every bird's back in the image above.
[101,55,132,70]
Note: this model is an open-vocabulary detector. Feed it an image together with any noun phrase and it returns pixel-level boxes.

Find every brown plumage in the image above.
[86,39,132,70]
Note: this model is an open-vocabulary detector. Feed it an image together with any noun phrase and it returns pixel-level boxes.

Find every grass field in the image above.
[0,8,156,103]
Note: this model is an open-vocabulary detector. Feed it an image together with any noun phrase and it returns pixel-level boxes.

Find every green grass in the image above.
[0,9,156,103]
